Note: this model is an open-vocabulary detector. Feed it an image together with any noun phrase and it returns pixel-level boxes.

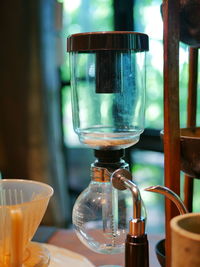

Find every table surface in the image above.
[48,229,163,267]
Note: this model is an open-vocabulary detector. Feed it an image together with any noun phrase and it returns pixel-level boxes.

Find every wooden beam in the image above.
[184,47,199,211]
[163,0,180,266]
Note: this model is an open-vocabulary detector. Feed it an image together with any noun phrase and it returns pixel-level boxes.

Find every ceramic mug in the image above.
[171,213,200,267]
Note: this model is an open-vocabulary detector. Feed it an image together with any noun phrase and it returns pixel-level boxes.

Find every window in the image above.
[62,0,114,146]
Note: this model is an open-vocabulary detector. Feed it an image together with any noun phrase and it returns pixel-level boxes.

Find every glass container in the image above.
[67,31,149,150]
[73,178,146,255]
[72,150,147,256]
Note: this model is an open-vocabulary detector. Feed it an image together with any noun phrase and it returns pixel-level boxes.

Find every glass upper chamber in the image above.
[67,31,149,150]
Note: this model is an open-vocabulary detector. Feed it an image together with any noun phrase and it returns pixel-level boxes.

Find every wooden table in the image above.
[48,229,163,267]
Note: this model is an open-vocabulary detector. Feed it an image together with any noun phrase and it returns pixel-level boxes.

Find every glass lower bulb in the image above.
[73,180,133,254]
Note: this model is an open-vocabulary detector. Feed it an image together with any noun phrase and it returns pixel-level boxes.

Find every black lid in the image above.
[94,149,125,163]
[67,31,149,52]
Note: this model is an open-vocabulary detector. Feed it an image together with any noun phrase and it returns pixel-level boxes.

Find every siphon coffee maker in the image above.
[67,31,149,267]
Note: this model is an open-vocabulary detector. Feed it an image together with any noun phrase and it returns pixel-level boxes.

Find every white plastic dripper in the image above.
[0,179,53,267]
